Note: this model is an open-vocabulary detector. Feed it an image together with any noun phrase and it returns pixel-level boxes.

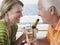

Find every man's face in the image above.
[7,3,23,23]
[38,0,52,24]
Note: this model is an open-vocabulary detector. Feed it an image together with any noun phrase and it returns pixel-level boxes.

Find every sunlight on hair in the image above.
[42,0,60,16]
[42,0,52,10]
[48,0,60,16]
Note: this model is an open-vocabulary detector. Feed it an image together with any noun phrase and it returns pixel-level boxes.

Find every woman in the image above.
[0,0,25,45]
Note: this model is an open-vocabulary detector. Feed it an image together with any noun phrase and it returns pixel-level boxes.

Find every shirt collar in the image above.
[55,19,60,30]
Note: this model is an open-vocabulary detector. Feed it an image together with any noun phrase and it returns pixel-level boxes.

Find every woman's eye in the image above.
[16,11,22,13]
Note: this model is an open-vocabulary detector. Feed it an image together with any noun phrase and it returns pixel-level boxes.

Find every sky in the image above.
[0,0,3,7]
[20,0,38,4]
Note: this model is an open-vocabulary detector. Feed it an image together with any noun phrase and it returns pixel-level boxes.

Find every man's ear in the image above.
[49,6,57,16]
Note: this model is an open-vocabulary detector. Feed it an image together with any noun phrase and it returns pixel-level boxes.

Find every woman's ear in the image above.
[49,6,57,16]
[5,12,10,22]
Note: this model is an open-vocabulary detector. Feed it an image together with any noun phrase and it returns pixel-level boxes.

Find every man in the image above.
[38,0,60,45]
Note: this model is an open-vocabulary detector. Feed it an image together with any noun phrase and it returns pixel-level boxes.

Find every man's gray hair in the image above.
[42,0,60,16]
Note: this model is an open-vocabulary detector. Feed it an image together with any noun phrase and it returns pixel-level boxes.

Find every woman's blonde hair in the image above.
[0,0,24,19]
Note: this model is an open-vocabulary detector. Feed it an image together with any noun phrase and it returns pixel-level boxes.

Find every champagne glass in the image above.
[25,25,38,45]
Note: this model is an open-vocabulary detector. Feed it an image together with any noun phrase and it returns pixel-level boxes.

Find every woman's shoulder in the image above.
[0,19,6,27]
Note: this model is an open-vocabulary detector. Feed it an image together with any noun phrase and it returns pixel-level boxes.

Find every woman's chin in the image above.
[17,21,20,23]
[15,20,20,23]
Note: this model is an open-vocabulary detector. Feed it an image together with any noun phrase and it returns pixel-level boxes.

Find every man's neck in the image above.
[50,14,60,28]
[51,19,59,28]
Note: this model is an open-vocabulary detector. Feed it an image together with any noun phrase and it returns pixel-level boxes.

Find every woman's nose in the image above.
[38,11,41,16]
[19,12,23,17]
[20,13,23,18]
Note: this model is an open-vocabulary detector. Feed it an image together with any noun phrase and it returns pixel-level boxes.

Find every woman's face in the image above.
[7,3,23,23]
